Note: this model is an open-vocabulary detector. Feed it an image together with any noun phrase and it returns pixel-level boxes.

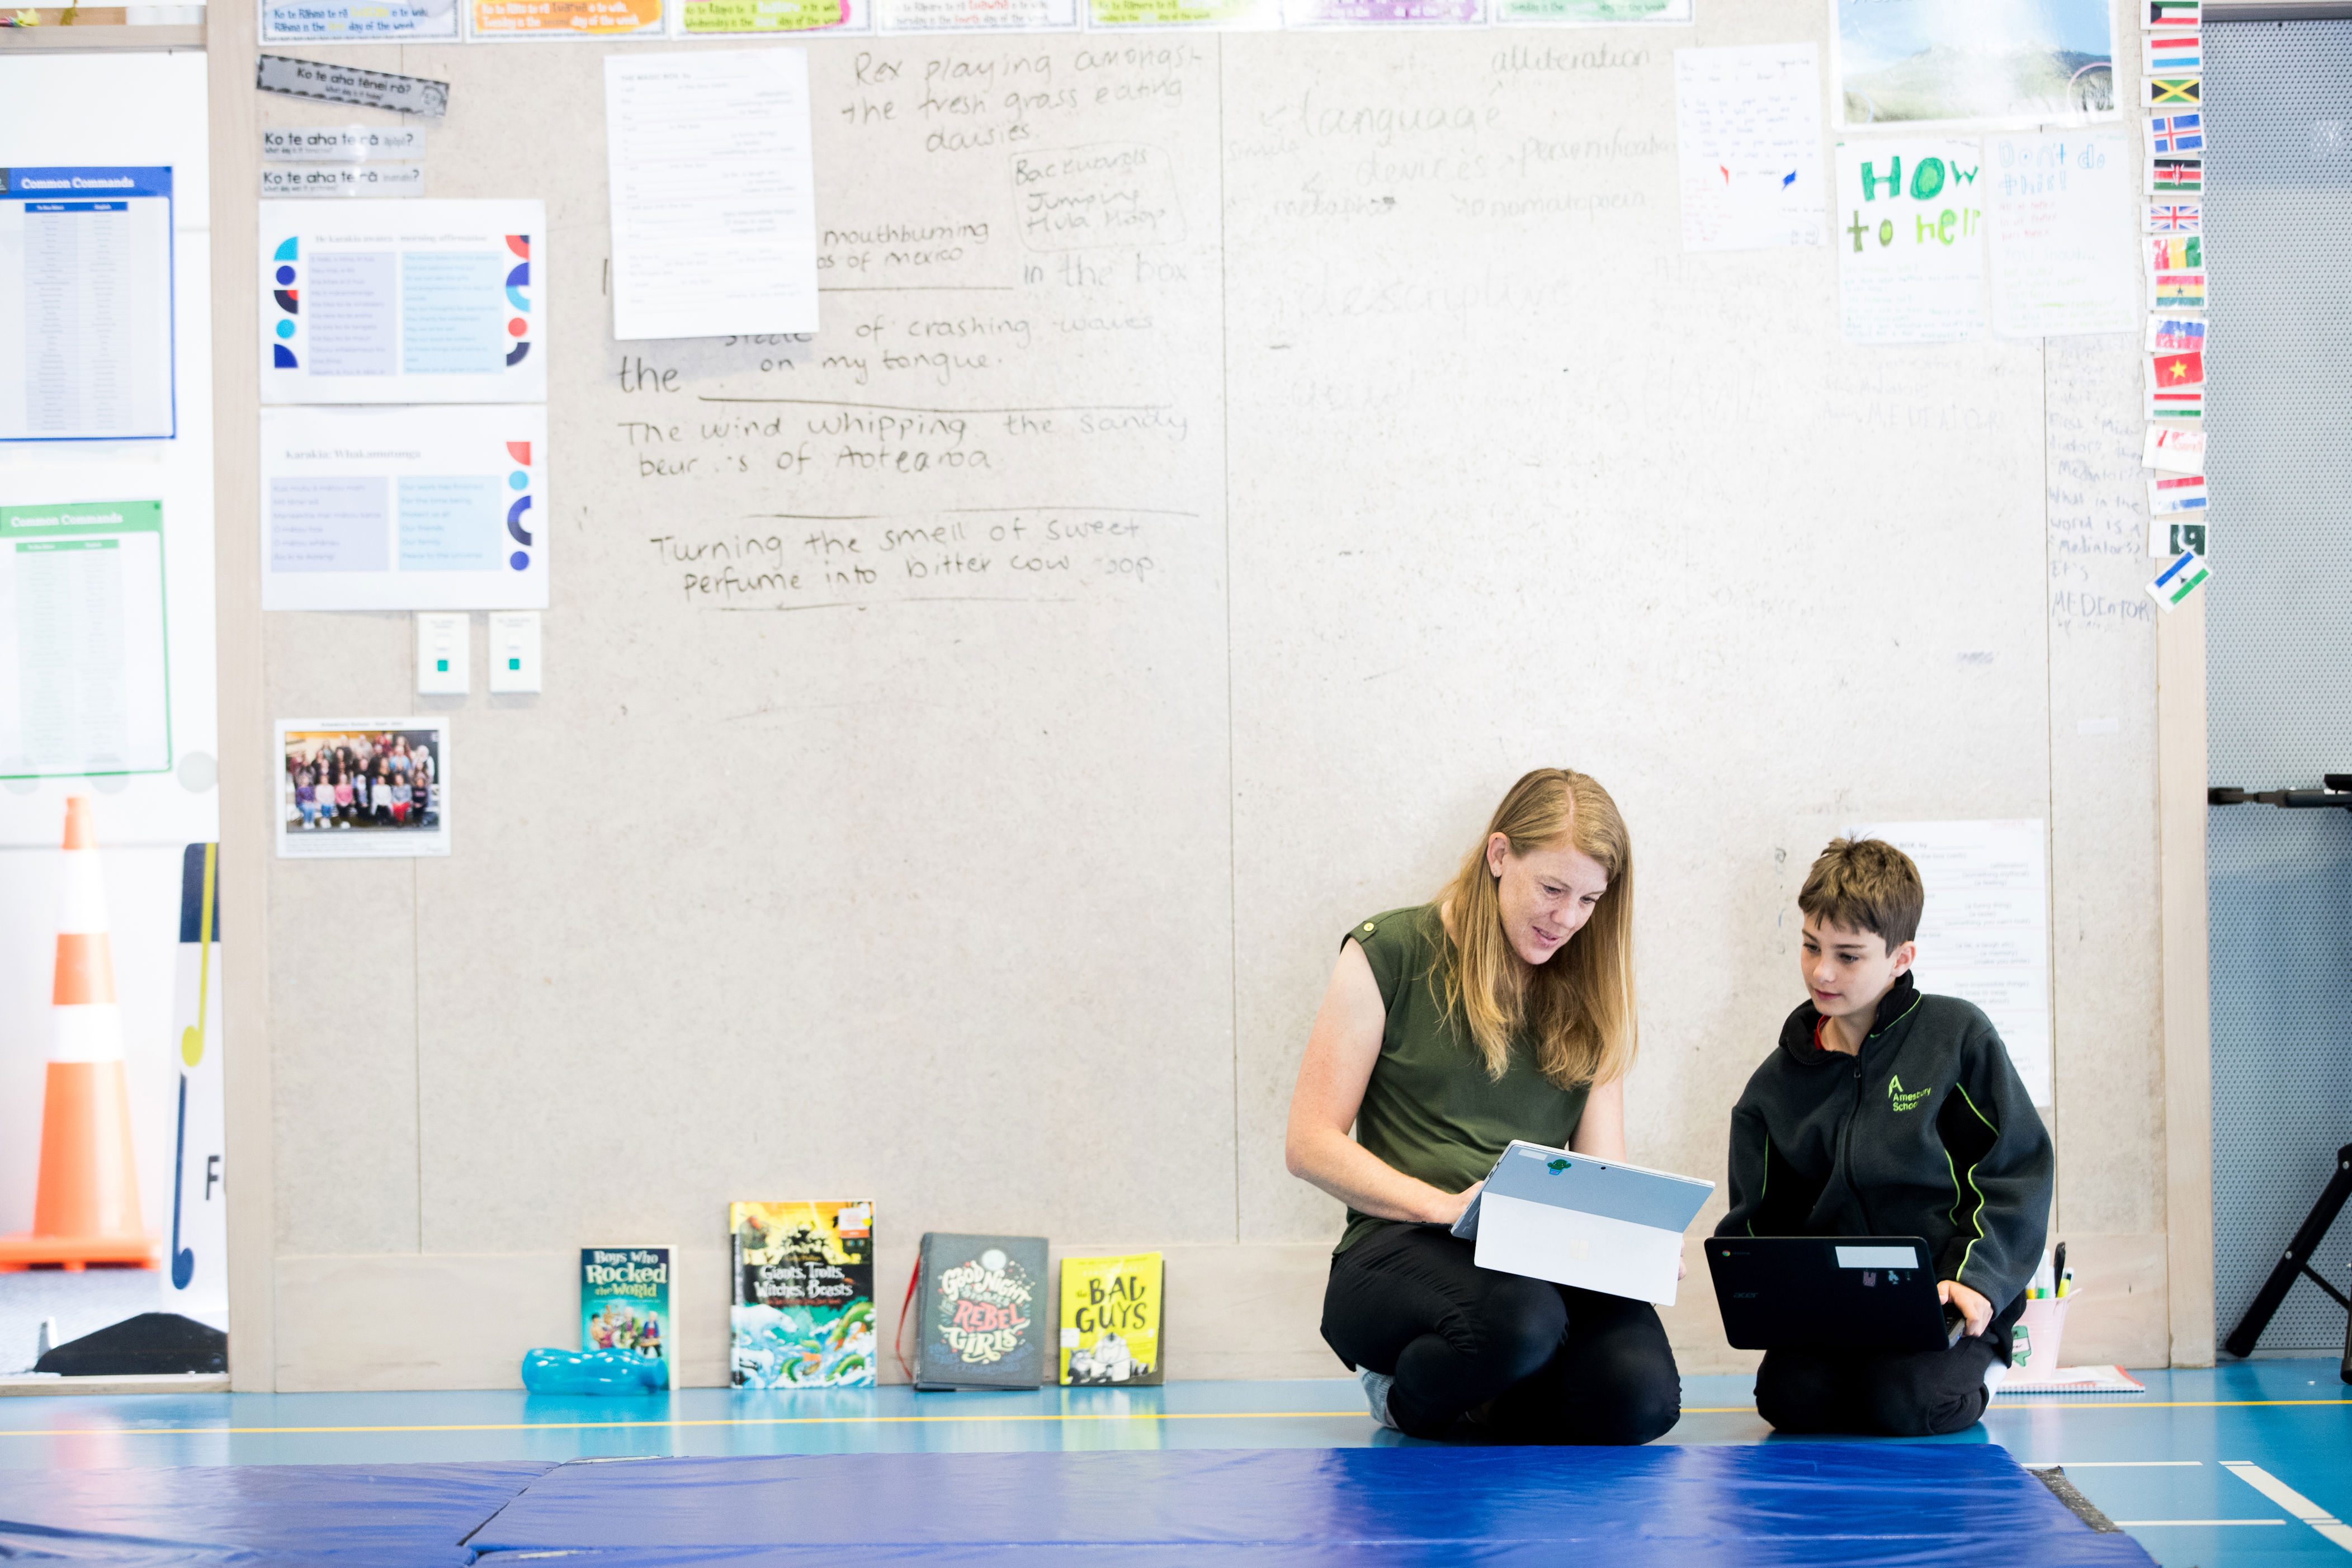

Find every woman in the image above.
[1284,768,1678,1444]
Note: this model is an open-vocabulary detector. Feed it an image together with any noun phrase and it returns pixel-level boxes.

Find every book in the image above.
[911,1232,1049,1390]
[579,1245,675,1387]
[1996,1364,2148,1396]
[729,1201,876,1388]
[1058,1253,1164,1386]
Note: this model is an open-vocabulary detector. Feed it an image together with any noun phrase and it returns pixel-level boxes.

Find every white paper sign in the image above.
[1834,139,1987,343]
[604,51,819,342]
[260,199,543,404]
[1843,818,2052,1106]
[1986,131,2135,338]
[1675,44,1827,253]
[259,404,548,611]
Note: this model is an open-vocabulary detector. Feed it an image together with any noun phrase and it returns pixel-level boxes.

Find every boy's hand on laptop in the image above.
[1938,1279,1992,1338]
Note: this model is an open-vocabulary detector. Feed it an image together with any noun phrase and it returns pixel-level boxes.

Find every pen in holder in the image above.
[2011,1292,2072,1374]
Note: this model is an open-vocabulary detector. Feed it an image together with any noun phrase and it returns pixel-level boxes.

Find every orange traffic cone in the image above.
[0,796,156,1272]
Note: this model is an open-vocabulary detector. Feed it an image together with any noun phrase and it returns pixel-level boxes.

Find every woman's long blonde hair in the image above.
[1434,768,1637,1090]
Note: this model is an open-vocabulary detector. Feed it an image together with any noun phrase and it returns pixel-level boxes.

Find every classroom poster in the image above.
[1674,44,1827,253]
[1985,131,2134,338]
[1284,0,1480,29]
[1845,819,2052,1107]
[259,404,549,611]
[470,0,663,36]
[260,200,544,404]
[1083,0,1277,30]
[1489,0,1685,25]
[0,168,176,443]
[685,0,868,31]
[1833,139,1986,344]
[0,503,172,782]
[262,0,459,41]
[1830,0,2117,130]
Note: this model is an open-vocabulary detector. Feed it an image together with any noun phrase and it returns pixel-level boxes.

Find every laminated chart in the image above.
[0,502,172,780]
[260,199,545,404]
[262,0,457,41]
[0,168,176,442]
[471,0,664,35]
[686,0,865,32]
[260,405,549,610]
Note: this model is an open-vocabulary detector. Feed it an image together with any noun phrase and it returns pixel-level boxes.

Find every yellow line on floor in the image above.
[0,1396,2342,1439]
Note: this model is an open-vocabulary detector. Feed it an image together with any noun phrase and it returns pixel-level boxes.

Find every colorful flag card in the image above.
[2148,155,2202,194]
[2148,234,2202,271]
[2143,34,2202,74]
[2147,315,2205,353]
[2146,385,2205,421]
[2145,77,2201,108]
[2148,473,2208,514]
[2144,0,2197,26]
[2150,268,2207,309]
[2147,111,2203,154]
[2149,350,2205,390]
[2144,425,2206,474]
[2147,548,2209,612]
[2146,200,2200,232]
[2151,519,2207,559]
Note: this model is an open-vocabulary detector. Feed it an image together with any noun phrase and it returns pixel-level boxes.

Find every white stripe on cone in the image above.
[50,1002,126,1065]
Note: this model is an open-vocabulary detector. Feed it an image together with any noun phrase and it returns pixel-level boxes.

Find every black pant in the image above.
[1320,1222,1681,1445]
[1753,1334,2002,1437]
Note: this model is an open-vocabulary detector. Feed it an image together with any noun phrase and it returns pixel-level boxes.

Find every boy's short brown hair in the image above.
[1798,838,1924,951]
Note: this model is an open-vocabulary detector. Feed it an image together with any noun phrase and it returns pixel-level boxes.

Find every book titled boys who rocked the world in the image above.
[579,1245,676,1385]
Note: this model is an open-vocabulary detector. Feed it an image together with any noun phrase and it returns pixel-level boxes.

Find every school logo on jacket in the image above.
[1887,1075,1932,1113]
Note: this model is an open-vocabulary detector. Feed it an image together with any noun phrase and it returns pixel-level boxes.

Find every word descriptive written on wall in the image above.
[599,36,1671,615]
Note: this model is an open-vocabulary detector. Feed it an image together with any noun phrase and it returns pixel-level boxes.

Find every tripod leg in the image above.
[2225,1144,2352,1361]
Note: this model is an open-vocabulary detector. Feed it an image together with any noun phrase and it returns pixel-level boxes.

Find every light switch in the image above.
[416,612,469,695]
[489,611,541,693]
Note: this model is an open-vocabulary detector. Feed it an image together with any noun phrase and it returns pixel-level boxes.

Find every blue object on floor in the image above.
[518,1347,666,1394]
[0,1461,552,1565]
[459,1443,2157,1565]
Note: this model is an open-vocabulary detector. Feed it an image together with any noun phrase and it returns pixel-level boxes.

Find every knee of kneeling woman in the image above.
[1477,1277,1570,1379]
[1607,1372,1683,1445]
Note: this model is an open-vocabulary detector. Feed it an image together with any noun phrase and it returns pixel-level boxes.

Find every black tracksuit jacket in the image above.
[1715,973,2054,1352]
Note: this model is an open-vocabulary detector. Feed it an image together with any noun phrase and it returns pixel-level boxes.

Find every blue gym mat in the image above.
[0,1444,2155,1566]
[0,1460,554,1564]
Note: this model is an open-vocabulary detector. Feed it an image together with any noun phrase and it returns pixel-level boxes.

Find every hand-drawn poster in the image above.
[1985,131,2134,337]
[1832,0,2117,130]
[1834,139,1987,343]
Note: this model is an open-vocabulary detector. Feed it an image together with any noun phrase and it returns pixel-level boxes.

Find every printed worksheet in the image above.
[0,168,176,441]
[0,501,172,779]
[1843,818,2053,1106]
[260,199,544,403]
[604,51,818,340]
[260,404,549,610]
[1675,44,1827,252]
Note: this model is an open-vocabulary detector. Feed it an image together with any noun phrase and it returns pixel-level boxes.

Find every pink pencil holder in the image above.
[2010,1296,2071,1373]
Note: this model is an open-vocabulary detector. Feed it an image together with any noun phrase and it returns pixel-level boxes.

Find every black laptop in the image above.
[1704,1236,1963,1352]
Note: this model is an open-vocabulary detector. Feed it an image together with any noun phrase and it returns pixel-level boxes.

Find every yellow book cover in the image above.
[1057,1253,1163,1386]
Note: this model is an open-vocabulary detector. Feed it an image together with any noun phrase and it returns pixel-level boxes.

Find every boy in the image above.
[1718,837,2052,1436]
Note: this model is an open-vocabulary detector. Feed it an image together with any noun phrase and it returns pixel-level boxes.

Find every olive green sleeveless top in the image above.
[1336,905,1590,1255]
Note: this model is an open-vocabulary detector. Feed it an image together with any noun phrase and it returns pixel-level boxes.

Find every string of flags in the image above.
[2141,0,2209,611]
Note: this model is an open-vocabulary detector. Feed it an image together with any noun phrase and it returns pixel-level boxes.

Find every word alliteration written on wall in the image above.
[605,41,1221,618]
